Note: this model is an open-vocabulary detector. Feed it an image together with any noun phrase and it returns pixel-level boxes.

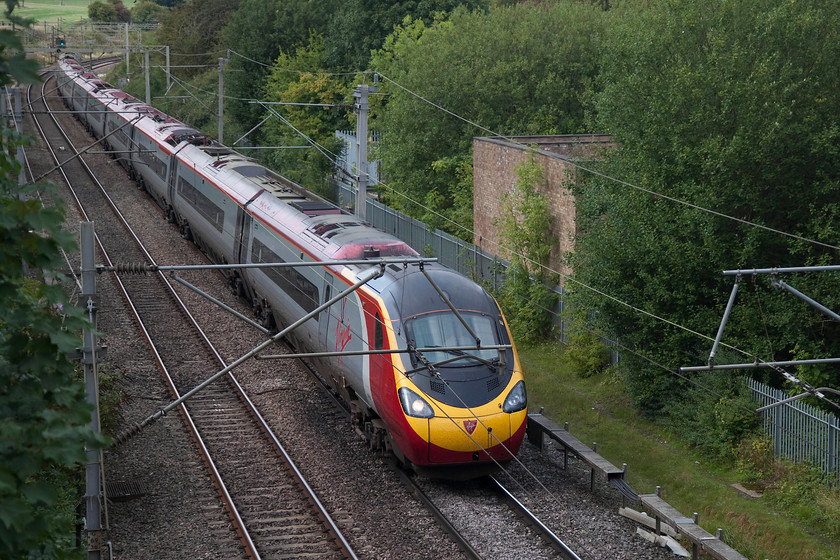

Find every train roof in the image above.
[59,55,419,266]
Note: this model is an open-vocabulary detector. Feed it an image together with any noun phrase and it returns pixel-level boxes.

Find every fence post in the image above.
[830,414,838,479]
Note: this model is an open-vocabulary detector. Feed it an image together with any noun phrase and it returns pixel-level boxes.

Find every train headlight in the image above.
[502,380,527,413]
[398,387,435,418]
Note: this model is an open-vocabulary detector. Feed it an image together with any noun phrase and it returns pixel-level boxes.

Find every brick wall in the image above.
[473,135,612,286]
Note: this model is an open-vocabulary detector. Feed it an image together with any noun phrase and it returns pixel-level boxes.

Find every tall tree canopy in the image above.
[155,0,241,74]
[323,0,487,71]
[370,2,605,234]
[217,0,340,143]
[259,34,352,195]
[570,0,840,414]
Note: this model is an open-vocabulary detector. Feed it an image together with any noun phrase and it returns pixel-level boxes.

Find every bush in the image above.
[665,371,761,461]
[494,264,558,345]
[735,434,776,483]
[565,329,611,378]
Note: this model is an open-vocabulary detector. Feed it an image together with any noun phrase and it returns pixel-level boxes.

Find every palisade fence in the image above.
[332,180,568,341]
[746,377,840,479]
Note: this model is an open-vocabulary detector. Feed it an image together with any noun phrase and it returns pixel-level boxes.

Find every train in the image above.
[56,54,527,477]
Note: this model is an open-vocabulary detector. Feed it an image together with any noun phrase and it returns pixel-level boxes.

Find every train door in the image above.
[126,121,137,169]
[369,309,389,394]
[166,154,178,205]
[234,207,252,265]
[319,274,334,348]
[233,209,255,301]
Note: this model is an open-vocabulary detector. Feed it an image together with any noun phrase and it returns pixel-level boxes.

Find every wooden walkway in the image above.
[526,414,749,560]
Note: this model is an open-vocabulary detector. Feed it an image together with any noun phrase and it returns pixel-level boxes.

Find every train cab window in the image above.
[407,312,498,365]
[374,313,384,350]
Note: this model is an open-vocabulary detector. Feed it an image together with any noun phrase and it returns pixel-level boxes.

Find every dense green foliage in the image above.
[216,0,485,162]
[87,0,130,22]
[155,0,240,74]
[134,0,839,455]
[570,0,840,415]
[217,0,340,142]
[259,35,351,195]
[0,5,107,557]
[130,0,167,24]
[323,0,487,71]
[370,3,604,235]
[493,155,558,343]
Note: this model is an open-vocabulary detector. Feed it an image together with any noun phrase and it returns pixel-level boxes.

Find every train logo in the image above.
[463,419,478,435]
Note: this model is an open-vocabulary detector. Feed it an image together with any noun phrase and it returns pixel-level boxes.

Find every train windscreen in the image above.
[408,312,498,366]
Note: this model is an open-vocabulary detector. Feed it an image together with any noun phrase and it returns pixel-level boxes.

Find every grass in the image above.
[15,0,95,25]
[519,340,840,560]
[11,1,143,26]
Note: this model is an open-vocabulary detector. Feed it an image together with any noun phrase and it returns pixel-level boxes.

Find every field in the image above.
[13,0,137,25]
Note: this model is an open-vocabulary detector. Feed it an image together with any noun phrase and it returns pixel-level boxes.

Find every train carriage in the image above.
[58,54,528,476]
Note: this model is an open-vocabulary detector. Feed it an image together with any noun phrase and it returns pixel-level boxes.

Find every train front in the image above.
[381,265,527,477]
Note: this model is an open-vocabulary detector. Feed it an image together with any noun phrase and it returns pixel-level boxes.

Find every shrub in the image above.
[565,329,611,378]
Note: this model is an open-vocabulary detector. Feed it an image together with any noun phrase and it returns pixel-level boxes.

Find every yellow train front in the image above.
[368,265,527,477]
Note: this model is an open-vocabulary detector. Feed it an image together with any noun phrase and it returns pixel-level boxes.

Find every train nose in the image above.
[428,413,512,464]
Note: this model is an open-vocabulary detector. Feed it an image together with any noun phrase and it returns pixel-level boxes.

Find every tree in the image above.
[217,0,340,142]
[0,5,107,557]
[155,0,240,74]
[131,0,167,24]
[259,34,352,195]
[88,1,117,22]
[570,0,840,415]
[370,2,605,237]
[110,0,131,22]
[493,154,558,343]
[323,0,488,71]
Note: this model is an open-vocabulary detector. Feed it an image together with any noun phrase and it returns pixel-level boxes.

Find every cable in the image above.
[228,50,371,78]
[116,51,840,452]
[374,72,840,254]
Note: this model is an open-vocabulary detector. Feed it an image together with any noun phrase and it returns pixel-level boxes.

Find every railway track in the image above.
[28,65,356,560]
[277,322,582,559]
[22,57,678,560]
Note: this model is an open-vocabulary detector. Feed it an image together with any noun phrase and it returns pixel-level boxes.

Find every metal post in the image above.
[218,57,225,143]
[772,278,840,322]
[144,51,150,105]
[829,415,838,476]
[14,87,24,186]
[708,280,739,365]
[124,22,129,74]
[165,45,170,91]
[81,222,102,560]
[353,83,375,219]
[692,512,699,560]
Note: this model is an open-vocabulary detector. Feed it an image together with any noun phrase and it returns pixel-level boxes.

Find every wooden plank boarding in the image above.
[528,414,750,560]
[527,414,625,480]
[640,494,748,560]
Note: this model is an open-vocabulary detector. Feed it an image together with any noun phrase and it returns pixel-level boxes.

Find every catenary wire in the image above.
[137,55,840,416]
